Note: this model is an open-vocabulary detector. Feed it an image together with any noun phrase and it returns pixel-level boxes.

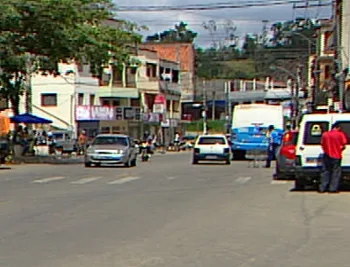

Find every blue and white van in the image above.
[230,104,284,159]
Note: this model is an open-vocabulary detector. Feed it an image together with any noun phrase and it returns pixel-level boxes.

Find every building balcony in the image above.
[97,86,139,99]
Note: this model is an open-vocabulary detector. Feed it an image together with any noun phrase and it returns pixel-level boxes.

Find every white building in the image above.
[26,62,99,134]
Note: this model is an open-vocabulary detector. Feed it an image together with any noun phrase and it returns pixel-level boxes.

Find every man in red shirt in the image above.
[319,123,348,193]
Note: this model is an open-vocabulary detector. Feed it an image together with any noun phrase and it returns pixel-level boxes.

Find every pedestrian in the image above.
[319,122,347,193]
[78,130,87,155]
[265,125,280,168]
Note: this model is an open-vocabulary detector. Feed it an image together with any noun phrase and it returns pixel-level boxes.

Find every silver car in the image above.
[85,134,138,167]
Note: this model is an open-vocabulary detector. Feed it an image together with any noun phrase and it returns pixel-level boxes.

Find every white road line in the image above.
[235,177,252,184]
[71,177,102,184]
[107,176,141,185]
[167,176,178,180]
[32,176,66,184]
[270,180,289,184]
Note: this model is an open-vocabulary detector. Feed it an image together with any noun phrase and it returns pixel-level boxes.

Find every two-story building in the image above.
[137,48,181,144]
[29,62,100,136]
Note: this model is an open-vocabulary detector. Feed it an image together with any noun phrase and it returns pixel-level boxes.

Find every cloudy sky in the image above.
[113,0,332,48]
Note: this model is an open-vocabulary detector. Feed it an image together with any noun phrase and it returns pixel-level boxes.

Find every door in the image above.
[332,121,350,167]
[299,121,329,167]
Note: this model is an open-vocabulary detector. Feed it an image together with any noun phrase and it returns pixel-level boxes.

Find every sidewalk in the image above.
[11,155,85,165]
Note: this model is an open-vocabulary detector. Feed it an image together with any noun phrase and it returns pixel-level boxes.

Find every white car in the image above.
[192,134,231,164]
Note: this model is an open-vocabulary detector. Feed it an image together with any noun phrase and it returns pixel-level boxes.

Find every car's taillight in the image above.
[295,155,302,166]
[280,144,296,160]
[224,148,230,153]
[194,148,200,153]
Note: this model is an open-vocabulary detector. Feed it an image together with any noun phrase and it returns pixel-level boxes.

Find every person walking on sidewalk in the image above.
[319,123,348,193]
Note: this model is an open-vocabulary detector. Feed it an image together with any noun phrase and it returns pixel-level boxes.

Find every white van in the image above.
[230,104,284,159]
[294,113,350,190]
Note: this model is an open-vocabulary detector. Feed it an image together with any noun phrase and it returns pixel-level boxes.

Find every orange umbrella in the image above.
[0,115,10,136]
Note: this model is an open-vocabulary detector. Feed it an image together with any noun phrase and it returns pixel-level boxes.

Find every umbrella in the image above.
[10,113,52,124]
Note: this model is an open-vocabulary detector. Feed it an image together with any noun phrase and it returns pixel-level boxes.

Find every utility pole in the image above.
[336,1,345,112]
[202,80,208,135]
[295,66,301,128]
[224,81,231,134]
[211,91,216,120]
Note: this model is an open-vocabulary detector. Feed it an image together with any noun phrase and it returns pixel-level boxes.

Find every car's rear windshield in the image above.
[303,121,329,145]
[198,137,226,145]
[93,136,128,146]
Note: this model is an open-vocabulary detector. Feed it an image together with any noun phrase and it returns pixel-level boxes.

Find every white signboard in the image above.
[76,106,115,121]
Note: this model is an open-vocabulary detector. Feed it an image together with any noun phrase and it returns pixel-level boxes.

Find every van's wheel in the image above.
[192,158,198,165]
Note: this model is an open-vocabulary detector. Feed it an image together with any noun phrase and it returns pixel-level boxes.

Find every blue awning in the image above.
[10,113,52,124]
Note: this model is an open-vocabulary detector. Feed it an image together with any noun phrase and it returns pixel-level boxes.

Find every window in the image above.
[172,69,179,83]
[112,100,120,106]
[334,121,350,144]
[100,127,110,134]
[41,93,57,106]
[78,93,84,105]
[102,100,110,106]
[90,94,95,106]
[198,137,226,145]
[93,136,128,146]
[303,121,329,145]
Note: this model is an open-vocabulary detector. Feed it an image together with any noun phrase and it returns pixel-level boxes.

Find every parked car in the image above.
[52,131,77,154]
[274,130,298,180]
[85,134,138,167]
[192,134,231,165]
[294,113,350,190]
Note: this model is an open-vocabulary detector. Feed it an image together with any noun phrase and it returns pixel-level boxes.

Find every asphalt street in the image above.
[1,152,350,267]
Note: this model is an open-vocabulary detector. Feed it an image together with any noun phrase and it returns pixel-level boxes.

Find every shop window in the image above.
[131,98,140,107]
[112,100,120,106]
[100,127,110,134]
[102,100,110,106]
[41,93,57,107]
[112,126,120,134]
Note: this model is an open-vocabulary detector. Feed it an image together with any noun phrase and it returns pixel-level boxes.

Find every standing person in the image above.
[265,125,281,168]
[319,123,347,193]
[78,130,87,155]
[174,132,180,151]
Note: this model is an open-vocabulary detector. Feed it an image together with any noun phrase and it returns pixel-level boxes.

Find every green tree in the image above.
[0,0,143,114]
[146,21,197,43]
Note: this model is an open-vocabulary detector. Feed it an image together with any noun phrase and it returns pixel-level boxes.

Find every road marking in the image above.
[270,180,289,184]
[32,176,66,184]
[71,176,102,184]
[107,176,141,185]
[167,176,178,180]
[235,177,251,184]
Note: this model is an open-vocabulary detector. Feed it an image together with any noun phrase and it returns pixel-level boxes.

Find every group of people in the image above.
[265,123,348,193]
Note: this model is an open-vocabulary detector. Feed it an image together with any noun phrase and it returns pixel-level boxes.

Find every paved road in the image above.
[1,152,350,267]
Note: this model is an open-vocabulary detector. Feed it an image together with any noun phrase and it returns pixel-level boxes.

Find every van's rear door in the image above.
[299,120,330,167]
[331,120,350,167]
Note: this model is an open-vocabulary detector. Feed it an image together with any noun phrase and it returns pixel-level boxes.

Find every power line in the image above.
[115,0,331,12]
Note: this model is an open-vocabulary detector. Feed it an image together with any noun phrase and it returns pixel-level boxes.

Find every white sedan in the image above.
[192,134,231,164]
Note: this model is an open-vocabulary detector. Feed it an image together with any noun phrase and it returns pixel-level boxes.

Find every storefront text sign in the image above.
[76,106,115,121]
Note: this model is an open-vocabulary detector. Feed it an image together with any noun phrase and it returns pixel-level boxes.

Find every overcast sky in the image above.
[113,0,332,48]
